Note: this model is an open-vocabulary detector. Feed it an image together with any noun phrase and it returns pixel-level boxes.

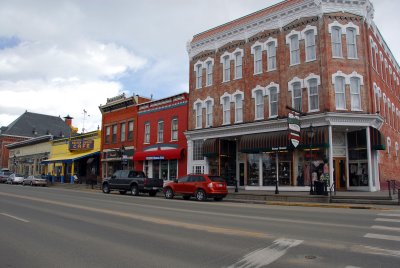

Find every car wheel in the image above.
[195,189,207,201]
[214,197,223,201]
[164,188,174,199]
[149,190,157,197]
[102,183,110,194]
[119,190,127,195]
[131,185,139,196]
[182,195,191,200]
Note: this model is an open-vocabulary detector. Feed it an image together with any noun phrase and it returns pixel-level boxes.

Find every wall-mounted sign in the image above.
[288,113,300,148]
[69,139,94,151]
[146,156,164,160]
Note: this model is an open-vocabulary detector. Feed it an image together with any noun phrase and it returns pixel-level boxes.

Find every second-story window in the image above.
[205,100,213,127]
[254,45,262,74]
[112,124,117,143]
[171,118,178,141]
[195,102,202,129]
[223,55,230,82]
[120,122,126,142]
[292,82,302,112]
[195,64,202,89]
[128,120,134,141]
[332,27,343,58]
[144,123,150,143]
[305,30,316,61]
[255,89,264,120]
[290,35,300,65]
[205,61,213,86]
[105,126,110,144]
[335,76,346,110]
[308,78,319,112]
[350,77,361,110]
[157,121,164,143]
[346,28,357,59]
[235,94,243,123]
[269,87,278,118]
[222,96,231,125]
[234,52,243,79]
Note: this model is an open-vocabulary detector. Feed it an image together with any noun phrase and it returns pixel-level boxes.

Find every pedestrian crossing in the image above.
[363,211,400,256]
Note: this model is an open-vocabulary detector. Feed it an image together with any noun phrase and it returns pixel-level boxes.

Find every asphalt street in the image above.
[0,184,399,268]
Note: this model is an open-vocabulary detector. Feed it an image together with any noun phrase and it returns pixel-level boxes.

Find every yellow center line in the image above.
[0,191,271,239]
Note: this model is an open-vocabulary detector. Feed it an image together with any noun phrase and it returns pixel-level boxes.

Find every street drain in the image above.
[305,255,317,260]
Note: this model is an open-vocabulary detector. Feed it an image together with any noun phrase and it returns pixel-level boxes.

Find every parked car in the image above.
[7,173,25,185]
[102,170,164,196]
[23,175,48,186]
[163,174,228,201]
[0,171,12,183]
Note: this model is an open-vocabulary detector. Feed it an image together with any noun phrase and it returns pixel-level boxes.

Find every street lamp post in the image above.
[307,124,315,195]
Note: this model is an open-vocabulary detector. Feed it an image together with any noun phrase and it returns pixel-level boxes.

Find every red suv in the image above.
[163,174,228,201]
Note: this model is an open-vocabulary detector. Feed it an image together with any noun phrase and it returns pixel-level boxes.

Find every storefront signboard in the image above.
[69,139,94,151]
[146,156,165,160]
[288,113,300,148]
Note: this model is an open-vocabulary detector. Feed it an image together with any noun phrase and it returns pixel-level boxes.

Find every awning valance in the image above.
[203,138,219,157]
[298,127,329,149]
[42,151,100,164]
[370,127,385,150]
[239,131,290,153]
[133,148,184,161]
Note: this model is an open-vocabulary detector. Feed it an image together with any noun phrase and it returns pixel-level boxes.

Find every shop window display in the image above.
[247,154,260,186]
[262,153,276,186]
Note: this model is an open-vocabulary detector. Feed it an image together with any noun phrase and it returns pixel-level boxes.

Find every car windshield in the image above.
[16,174,24,177]
[209,176,225,182]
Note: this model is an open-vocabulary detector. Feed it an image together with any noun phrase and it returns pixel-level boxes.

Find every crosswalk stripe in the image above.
[360,245,400,257]
[371,225,400,232]
[375,218,400,223]
[226,238,303,268]
[377,213,400,217]
[364,233,400,242]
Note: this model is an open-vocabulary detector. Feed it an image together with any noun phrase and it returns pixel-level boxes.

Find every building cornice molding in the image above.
[188,0,373,59]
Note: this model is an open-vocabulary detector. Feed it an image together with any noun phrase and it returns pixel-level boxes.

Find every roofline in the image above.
[6,135,53,149]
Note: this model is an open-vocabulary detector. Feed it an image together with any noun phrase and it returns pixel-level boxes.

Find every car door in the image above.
[174,176,189,194]
[186,175,202,194]
[109,170,122,189]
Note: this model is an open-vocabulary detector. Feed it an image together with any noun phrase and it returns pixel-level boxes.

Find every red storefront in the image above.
[134,93,188,181]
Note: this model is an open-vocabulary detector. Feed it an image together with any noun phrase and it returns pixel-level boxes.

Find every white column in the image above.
[366,127,373,191]
[328,125,334,190]
[187,140,193,174]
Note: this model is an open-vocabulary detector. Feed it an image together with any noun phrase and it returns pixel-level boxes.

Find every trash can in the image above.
[314,181,325,195]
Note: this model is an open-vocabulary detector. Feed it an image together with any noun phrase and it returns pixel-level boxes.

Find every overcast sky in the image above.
[0,0,399,133]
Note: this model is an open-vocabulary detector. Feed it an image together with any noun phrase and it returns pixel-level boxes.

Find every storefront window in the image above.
[160,161,168,180]
[262,153,276,186]
[153,160,160,179]
[247,154,260,186]
[169,160,177,180]
[349,149,368,186]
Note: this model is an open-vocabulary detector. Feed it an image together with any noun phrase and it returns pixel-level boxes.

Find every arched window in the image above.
[221,94,231,125]
[253,45,263,74]
[222,55,231,82]
[350,77,361,110]
[234,52,243,79]
[331,27,343,58]
[252,87,265,120]
[334,76,346,109]
[289,35,300,65]
[268,86,279,118]
[346,28,358,59]
[195,102,203,129]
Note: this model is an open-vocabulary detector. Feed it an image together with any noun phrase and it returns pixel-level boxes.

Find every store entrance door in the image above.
[333,158,347,190]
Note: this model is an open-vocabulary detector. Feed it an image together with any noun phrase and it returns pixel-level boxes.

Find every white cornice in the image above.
[188,0,373,59]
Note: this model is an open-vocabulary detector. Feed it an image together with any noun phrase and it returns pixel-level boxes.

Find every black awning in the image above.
[370,127,385,150]
[299,126,329,149]
[239,131,290,153]
[203,138,219,157]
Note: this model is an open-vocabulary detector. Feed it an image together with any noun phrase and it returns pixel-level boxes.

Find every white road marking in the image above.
[371,225,400,232]
[345,266,362,268]
[364,233,400,242]
[226,238,303,268]
[375,218,400,223]
[378,213,400,217]
[0,213,29,223]
[361,245,400,257]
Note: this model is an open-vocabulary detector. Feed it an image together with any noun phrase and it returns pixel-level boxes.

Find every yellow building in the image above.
[43,130,101,184]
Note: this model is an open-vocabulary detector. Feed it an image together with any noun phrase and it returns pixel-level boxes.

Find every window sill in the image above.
[305,59,317,63]
[267,68,277,72]
[335,108,348,111]
[222,80,231,84]
[170,139,178,142]
[351,109,363,112]
[268,116,278,119]
[234,120,243,124]
[289,63,300,67]
[205,84,212,88]
[195,87,202,90]
[253,72,263,76]
[234,77,243,80]
[332,56,344,59]
[254,117,264,121]
[347,57,359,60]
[222,123,231,126]
[308,109,320,113]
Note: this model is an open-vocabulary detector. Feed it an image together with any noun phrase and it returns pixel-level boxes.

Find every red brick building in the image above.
[99,93,150,178]
[185,0,399,192]
[133,93,188,181]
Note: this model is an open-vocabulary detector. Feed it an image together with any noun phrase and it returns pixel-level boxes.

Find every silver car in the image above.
[7,173,24,184]
[23,175,47,186]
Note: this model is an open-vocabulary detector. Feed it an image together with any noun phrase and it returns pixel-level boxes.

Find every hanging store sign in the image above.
[287,113,300,148]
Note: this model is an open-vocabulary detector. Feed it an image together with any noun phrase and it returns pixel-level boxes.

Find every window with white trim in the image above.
[383,94,387,122]
[195,64,202,89]
[292,81,302,112]
[222,96,231,125]
[193,140,204,161]
[335,76,346,109]
[205,100,213,127]
[346,28,357,59]
[305,30,316,61]
[171,118,178,141]
[392,104,396,128]
[144,122,150,143]
[234,52,243,79]
[289,35,300,65]
[395,142,399,159]
[255,89,264,120]
[308,78,319,111]
[254,45,262,74]
[267,41,277,71]
[120,122,126,142]
[234,94,243,123]
[350,77,361,110]
[157,121,164,143]
[222,55,230,82]
[387,101,391,126]
[269,86,278,118]
[331,27,343,58]
[387,137,391,156]
[195,102,202,129]
[205,61,213,86]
